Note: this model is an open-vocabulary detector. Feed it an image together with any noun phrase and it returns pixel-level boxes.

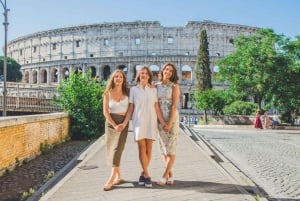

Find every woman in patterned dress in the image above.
[156,63,180,185]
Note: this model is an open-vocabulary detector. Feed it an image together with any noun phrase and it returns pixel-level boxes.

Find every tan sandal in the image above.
[156,178,167,186]
[167,177,174,185]
[103,183,113,191]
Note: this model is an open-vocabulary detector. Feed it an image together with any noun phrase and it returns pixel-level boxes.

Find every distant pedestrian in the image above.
[263,111,271,129]
[254,110,263,129]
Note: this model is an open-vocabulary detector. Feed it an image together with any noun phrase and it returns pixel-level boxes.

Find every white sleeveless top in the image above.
[109,95,129,114]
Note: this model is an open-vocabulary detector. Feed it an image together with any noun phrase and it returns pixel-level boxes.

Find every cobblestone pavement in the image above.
[192,127,300,201]
[0,140,91,201]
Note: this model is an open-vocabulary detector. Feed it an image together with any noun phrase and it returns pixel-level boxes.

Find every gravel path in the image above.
[0,140,91,201]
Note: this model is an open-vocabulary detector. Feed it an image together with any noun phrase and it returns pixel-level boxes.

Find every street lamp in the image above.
[1,0,9,116]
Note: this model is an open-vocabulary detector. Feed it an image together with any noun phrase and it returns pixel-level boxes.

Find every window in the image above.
[33,46,37,53]
[76,40,80,47]
[64,56,68,59]
[104,39,109,46]
[135,38,141,45]
[20,49,22,55]
[52,43,57,50]
[90,54,94,57]
[167,36,174,44]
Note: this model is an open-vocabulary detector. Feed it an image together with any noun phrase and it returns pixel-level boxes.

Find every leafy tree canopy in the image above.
[0,57,22,82]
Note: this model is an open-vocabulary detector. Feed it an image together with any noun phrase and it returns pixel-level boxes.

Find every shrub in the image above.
[223,101,258,115]
[53,70,105,139]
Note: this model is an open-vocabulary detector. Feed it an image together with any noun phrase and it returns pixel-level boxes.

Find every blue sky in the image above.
[0,0,300,55]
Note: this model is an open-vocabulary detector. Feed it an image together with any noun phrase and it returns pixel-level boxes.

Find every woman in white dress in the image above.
[127,66,166,188]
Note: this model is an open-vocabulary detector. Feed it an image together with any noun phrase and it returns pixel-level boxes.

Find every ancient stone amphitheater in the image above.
[7,20,257,108]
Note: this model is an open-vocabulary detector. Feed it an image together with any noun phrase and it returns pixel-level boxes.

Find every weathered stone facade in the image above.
[7,20,257,108]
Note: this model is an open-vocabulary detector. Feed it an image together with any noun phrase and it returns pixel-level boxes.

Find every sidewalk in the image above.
[38,124,260,201]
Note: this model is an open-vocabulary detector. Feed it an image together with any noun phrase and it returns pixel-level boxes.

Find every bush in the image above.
[53,71,105,139]
[223,101,258,115]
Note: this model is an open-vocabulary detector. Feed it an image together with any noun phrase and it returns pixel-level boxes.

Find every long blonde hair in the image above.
[104,69,129,96]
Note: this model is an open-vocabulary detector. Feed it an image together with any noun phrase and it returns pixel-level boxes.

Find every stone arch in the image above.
[62,67,70,80]
[51,68,58,82]
[40,68,48,83]
[32,70,38,84]
[24,71,29,83]
[117,64,128,77]
[87,66,97,77]
[181,65,192,81]
[149,64,160,82]
[74,66,82,74]
[102,65,111,81]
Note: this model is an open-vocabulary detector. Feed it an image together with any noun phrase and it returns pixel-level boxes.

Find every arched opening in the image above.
[181,65,192,81]
[24,71,29,83]
[51,68,58,82]
[102,65,111,81]
[149,65,160,82]
[40,69,47,83]
[87,66,97,77]
[32,70,37,84]
[62,67,69,80]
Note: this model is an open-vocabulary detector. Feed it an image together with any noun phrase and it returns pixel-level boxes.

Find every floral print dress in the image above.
[156,82,179,155]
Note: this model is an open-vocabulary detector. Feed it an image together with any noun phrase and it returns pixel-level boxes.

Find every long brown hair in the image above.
[135,66,153,85]
[159,62,179,84]
[104,69,129,96]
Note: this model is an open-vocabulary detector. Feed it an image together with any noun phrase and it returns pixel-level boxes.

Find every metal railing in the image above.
[0,82,62,113]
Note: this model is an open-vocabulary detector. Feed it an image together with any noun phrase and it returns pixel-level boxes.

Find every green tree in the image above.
[0,57,22,81]
[53,71,105,139]
[216,28,296,110]
[194,29,212,91]
[196,89,227,115]
[268,35,300,111]
[194,30,212,124]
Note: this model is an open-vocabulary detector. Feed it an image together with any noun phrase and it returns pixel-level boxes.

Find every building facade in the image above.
[7,20,257,109]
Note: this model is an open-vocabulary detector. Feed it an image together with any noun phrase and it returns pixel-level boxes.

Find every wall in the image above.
[0,112,70,175]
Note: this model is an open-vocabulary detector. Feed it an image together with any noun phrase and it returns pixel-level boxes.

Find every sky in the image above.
[0,0,300,56]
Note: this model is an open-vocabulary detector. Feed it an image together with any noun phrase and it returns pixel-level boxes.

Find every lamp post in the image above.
[1,0,9,116]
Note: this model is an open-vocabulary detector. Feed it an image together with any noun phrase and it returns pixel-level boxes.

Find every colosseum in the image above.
[7,20,257,109]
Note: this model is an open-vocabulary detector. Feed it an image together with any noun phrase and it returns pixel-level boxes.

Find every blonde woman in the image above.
[127,66,166,188]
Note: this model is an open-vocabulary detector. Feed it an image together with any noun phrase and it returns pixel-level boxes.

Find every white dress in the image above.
[129,84,158,141]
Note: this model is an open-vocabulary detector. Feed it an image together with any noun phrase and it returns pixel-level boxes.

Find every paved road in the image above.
[192,127,300,201]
